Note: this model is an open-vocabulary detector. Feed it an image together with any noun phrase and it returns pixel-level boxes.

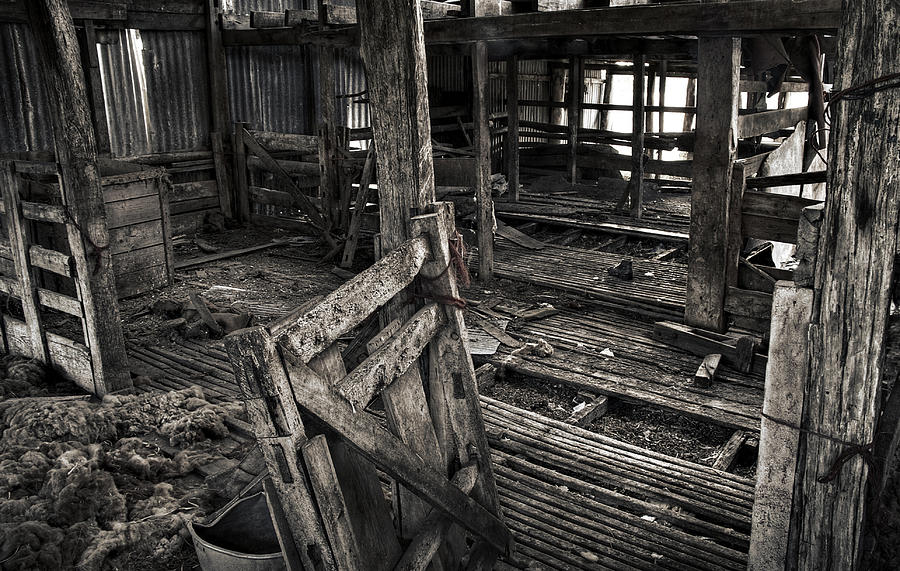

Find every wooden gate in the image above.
[226,202,510,570]
[0,159,130,394]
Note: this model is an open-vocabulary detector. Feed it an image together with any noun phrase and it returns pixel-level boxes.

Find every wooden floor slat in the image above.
[125,340,752,571]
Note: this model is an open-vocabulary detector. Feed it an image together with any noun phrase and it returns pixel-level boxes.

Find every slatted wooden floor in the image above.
[127,338,752,570]
[493,238,687,319]
[484,301,765,432]
[495,192,690,243]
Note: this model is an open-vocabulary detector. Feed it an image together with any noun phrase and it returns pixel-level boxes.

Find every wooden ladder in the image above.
[225,201,510,570]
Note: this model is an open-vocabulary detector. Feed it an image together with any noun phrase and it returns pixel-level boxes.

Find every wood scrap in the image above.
[331,266,357,280]
[565,392,609,427]
[545,228,582,246]
[496,220,546,250]
[653,321,757,372]
[175,239,293,270]
[712,430,750,471]
[518,304,559,321]
[194,238,219,254]
[475,363,498,391]
[653,247,681,261]
[694,353,722,388]
[473,316,524,348]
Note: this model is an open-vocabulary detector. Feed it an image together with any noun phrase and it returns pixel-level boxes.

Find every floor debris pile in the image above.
[0,360,246,570]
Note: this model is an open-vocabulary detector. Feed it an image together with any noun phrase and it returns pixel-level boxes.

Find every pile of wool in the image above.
[0,355,52,399]
[0,383,242,570]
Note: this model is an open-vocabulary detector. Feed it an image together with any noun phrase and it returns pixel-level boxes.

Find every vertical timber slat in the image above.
[472,40,493,280]
[506,55,519,202]
[630,53,646,218]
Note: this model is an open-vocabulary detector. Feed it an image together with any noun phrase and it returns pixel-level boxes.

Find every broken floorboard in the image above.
[480,299,764,432]
[127,337,752,570]
[492,238,687,319]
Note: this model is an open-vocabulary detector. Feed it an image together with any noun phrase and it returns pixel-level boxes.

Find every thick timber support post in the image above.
[685,37,740,332]
[630,53,646,218]
[318,44,340,232]
[791,0,900,568]
[472,40,493,280]
[506,55,519,202]
[24,0,130,394]
[566,56,582,184]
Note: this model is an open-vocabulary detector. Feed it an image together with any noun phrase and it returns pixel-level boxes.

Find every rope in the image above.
[760,411,878,484]
[825,71,900,121]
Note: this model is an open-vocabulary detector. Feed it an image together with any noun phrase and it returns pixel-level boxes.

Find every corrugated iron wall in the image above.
[0,23,53,153]
[96,29,152,156]
[141,30,211,153]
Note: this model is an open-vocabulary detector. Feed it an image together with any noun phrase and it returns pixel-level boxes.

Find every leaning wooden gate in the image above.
[225,202,511,570]
[0,159,130,394]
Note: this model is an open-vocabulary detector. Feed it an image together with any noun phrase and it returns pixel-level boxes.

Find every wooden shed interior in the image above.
[1,0,899,570]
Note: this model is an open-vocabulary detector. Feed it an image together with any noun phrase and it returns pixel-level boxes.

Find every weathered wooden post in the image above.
[750,0,900,568]
[685,37,741,332]
[506,55,520,202]
[24,0,131,394]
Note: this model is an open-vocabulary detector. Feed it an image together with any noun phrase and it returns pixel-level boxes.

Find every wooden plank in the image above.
[21,201,66,224]
[242,129,329,234]
[566,56,581,184]
[0,164,47,362]
[37,288,83,317]
[794,203,824,288]
[652,321,755,373]
[271,236,430,363]
[630,53,645,218]
[685,37,740,332]
[233,122,250,223]
[495,221,545,250]
[114,264,169,298]
[206,1,231,137]
[713,430,749,472]
[79,20,110,155]
[28,245,73,277]
[105,194,162,229]
[738,106,808,138]
[46,331,94,391]
[222,327,336,570]
[725,287,773,321]
[112,244,167,275]
[506,55,519,202]
[250,10,286,28]
[745,170,828,189]
[749,283,812,570]
[190,291,224,337]
[340,148,376,268]
[248,130,318,153]
[335,303,446,410]
[742,190,821,220]
[170,179,219,200]
[211,132,233,218]
[740,214,800,244]
[308,345,402,571]
[301,434,361,571]
[111,218,168,254]
[285,360,512,556]
[249,186,293,207]
[3,315,31,357]
[394,464,480,571]
[473,41,493,280]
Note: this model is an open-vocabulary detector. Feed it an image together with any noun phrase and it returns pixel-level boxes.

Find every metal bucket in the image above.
[189,492,286,571]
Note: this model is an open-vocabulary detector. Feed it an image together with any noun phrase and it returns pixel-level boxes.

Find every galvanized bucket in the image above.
[189,491,286,571]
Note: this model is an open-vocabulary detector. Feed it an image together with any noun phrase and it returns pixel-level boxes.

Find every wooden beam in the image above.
[78,20,109,155]
[25,0,131,394]
[630,53,645,218]
[473,40,493,280]
[685,37,740,332]
[566,56,581,183]
[356,0,435,252]
[317,44,340,232]
[789,0,900,567]
[506,55,519,202]
[737,106,808,138]
[748,282,813,570]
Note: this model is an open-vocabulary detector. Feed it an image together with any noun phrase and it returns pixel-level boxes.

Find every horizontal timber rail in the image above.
[222,0,840,47]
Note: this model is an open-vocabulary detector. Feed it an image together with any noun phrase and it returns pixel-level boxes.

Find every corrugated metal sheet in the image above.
[428,54,468,96]
[96,28,151,157]
[141,30,211,152]
[0,23,53,153]
[226,44,311,134]
[228,0,307,14]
